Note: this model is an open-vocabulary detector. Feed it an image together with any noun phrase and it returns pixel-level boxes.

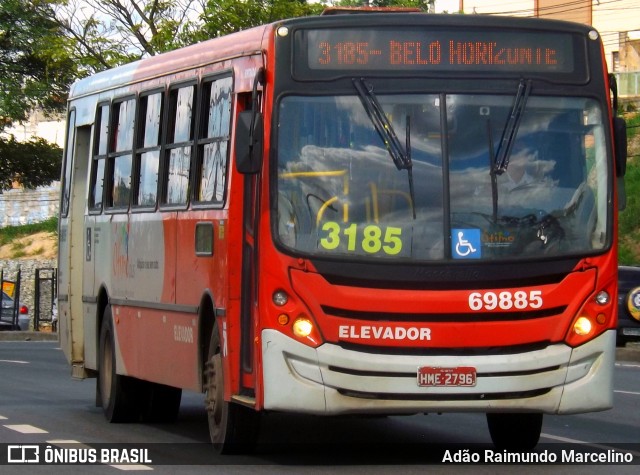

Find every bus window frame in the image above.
[88,102,111,214]
[132,87,166,212]
[105,94,137,212]
[160,80,198,210]
[192,71,235,210]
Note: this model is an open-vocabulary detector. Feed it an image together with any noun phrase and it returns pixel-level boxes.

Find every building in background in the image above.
[436,0,640,95]
[0,111,65,226]
[3,110,66,148]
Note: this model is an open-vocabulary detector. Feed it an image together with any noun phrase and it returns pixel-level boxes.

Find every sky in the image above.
[435,0,461,12]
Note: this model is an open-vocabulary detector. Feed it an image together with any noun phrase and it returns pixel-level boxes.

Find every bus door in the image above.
[235,68,265,397]
[82,102,111,373]
[59,112,93,378]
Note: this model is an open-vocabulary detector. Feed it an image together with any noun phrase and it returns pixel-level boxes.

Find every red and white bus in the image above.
[58,10,628,452]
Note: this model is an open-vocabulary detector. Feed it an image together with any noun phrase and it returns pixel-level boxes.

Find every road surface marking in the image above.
[4,424,48,434]
[0,360,29,364]
[614,389,640,396]
[541,433,640,457]
[111,465,154,471]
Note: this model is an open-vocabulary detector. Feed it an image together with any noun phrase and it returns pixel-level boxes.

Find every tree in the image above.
[333,0,434,10]
[0,0,76,130]
[0,136,62,192]
[201,0,324,38]
[0,1,71,193]
[48,1,329,73]
[51,0,211,73]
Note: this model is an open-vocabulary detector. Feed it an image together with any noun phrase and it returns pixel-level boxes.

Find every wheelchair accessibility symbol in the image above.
[452,229,481,259]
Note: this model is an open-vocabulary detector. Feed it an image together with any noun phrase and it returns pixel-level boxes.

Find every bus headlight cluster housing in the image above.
[565,288,614,347]
[271,290,322,347]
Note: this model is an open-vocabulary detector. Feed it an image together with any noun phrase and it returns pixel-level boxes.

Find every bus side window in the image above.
[134,92,163,207]
[89,104,109,212]
[164,84,195,205]
[108,98,135,209]
[196,75,233,204]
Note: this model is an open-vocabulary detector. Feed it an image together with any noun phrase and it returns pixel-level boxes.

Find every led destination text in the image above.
[304,29,575,74]
[318,41,559,68]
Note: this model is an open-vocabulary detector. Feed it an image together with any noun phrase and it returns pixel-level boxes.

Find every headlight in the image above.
[595,291,610,305]
[573,316,592,336]
[292,317,314,338]
[272,290,289,307]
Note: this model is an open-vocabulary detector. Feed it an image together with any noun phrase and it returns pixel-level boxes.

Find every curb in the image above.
[616,344,640,363]
[0,331,58,342]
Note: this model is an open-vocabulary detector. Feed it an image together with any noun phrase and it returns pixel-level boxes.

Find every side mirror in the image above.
[235,110,263,174]
[614,116,627,177]
[235,68,265,175]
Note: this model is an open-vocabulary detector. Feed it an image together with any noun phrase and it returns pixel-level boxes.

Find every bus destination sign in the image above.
[302,28,576,74]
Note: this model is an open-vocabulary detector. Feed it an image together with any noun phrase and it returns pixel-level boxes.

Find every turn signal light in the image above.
[277,314,290,325]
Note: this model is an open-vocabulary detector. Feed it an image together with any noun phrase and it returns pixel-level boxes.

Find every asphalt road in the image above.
[0,334,639,474]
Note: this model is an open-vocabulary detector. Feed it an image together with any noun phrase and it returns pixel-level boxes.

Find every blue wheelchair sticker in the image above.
[452,229,481,259]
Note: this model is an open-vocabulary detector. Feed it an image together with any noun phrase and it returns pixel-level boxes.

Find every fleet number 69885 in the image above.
[468,290,543,311]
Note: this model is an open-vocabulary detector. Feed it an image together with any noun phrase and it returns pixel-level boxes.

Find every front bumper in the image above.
[261,329,615,415]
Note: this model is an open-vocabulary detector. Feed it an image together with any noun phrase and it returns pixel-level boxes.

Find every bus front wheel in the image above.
[486,413,543,450]
[204,323,260,454]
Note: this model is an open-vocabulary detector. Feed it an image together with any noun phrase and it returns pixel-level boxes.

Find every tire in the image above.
[486,413,543,450]
[98,305,141,423]
[204,321,260,454]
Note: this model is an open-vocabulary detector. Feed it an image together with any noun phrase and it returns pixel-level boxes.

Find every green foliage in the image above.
[333,0,433,9]
[618,112,640,265]
[0,217,58,247]
[0,0,76,128]
[0,136,62,192]
[619,162,640,234]
[51,0,220,73]
[201,0,325,38]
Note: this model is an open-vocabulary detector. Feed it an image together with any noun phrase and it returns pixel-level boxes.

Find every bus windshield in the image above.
[275,92,609,262]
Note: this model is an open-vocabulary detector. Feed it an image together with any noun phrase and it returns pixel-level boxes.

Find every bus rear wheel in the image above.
[204,323,260,454]
[486,413,543,450]
[98,305,140,423]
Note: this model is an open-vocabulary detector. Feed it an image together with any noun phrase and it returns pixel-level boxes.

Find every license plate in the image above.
[417,366,477,387]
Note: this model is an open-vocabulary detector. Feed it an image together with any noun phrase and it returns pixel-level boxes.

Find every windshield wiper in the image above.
[494,79,532,174]
[353,78,416,218]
